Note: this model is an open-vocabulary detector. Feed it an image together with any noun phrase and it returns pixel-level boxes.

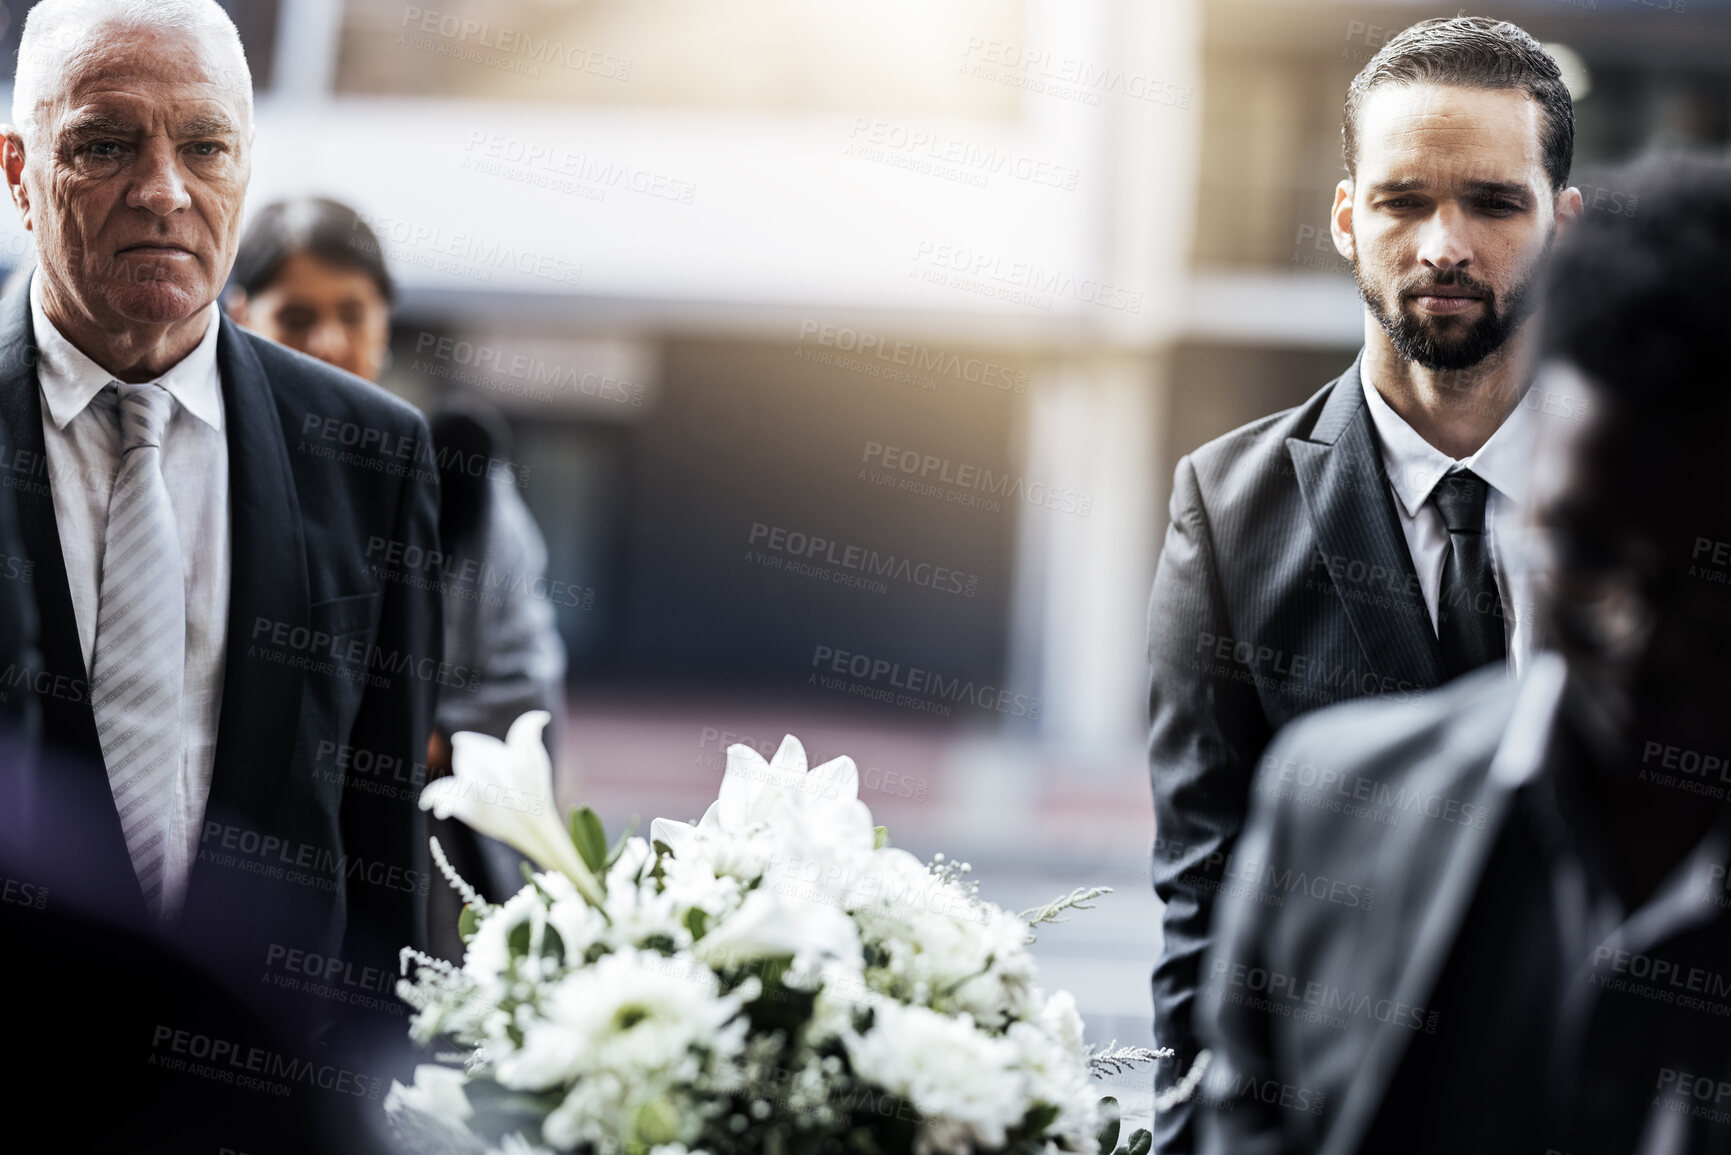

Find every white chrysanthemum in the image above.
[492,949,748,1092]
[851,865,1041,1028]
[664,818,779,887]
[808,958,885,1043]
[401,721,1120,1155]
[1038,990,1088,1061]
[1005,1019,1099,1151]
[658,850,746,920]
[943,904,1044,1025]
[464,886,551,982]
[599,869,686,953]
[845,1002,1028,1154]
[543,1073,708,1153]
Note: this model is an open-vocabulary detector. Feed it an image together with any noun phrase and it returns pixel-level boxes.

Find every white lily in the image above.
[420,712,604,905]
[649,735,876,855]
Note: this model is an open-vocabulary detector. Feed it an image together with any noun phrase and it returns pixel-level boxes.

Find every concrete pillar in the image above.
[1003,0,1199,753]
[1008,353,1164,752]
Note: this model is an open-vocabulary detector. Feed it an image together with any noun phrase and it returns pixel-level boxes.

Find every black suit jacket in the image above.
[1146,354,1450,1151]
[0,285,442,1045]
[0,397,343,1153]
[1197,656,1731,1155]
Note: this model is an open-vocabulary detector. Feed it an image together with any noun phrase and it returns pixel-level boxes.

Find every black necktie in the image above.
[1428,469,1506,678]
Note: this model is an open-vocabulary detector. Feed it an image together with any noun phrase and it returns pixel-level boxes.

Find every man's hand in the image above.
[427,730,452,781]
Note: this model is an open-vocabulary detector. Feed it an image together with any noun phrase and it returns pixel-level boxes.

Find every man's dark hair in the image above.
[1343,17,1574,192]
[228,197,395,302]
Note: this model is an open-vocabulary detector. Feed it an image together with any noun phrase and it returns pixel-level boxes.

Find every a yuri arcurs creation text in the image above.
[386,713,1186,1155]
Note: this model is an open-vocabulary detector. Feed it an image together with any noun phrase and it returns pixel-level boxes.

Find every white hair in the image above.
[12,0,253,147]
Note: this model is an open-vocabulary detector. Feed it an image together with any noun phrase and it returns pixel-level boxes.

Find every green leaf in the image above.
[570,807,608,875]
[1126,1128,1152,1155]
[1096,1096,1121,1155]
[458,903,481,944]
[1025,1102,1059,1134]
[684,906,710,941]
[873,826,889,849]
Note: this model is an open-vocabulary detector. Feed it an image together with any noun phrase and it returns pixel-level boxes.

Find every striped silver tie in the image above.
[89,381,185,918]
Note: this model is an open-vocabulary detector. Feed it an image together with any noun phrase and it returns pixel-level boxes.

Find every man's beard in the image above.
[1355,250,1544,372]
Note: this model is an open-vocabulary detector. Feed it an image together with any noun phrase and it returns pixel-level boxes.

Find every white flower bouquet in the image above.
[388,712,1180,1155]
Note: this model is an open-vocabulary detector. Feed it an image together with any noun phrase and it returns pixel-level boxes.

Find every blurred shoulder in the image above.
[1256,663,1521,830]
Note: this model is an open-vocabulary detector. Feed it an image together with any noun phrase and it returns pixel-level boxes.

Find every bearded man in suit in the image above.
[1145,18,1584,1148]
[0,0,442,1115]
[1197,152,1731,1155]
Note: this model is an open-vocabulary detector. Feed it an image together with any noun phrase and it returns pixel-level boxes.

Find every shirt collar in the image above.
[1360,364,1533,517]
[29,270,224,433]
[1466,392,1532,507]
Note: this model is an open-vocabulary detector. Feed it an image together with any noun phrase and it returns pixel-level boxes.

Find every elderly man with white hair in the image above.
[0,2,441,1140]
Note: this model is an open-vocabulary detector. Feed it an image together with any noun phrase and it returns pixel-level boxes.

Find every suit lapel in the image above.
[1288,357,1447,689]
[181,318,307,910]
[0,288,99,756]
[1323,657,1569,1155]
[0,285,143,917]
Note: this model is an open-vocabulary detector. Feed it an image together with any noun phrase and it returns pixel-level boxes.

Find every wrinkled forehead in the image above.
[35,22,251,133]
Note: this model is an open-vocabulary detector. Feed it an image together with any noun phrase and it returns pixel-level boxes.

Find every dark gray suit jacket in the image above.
[1147,354,1449,1150]
[1197,655,1731,1155]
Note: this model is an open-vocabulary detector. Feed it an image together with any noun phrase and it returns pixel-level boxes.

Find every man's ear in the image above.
[1553,185,1584,239]
[223,290,248,325]
[0,129,31,231]
[1329,178,1356,263]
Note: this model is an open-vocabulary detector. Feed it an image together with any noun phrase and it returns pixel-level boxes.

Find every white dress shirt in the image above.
[31,275,231,919]
[1361,370,1540,673]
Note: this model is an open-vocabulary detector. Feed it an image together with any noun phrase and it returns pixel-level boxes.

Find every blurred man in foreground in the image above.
[1197,154,1731,1155]
[1146,20,1581,1146]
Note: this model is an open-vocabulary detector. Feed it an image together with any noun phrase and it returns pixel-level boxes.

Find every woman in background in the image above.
[226,197,394,382]
[227,198,567,954]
